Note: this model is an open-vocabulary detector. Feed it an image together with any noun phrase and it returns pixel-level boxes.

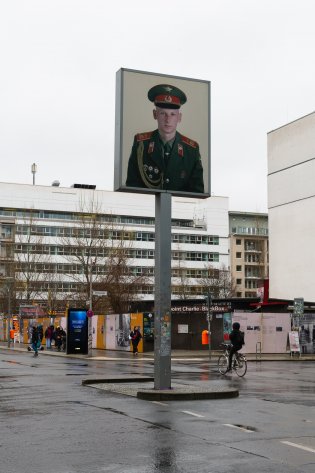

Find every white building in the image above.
[267,111,315,303]
[0,182,230,310]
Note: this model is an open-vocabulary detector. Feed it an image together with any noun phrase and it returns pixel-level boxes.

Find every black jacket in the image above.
[229,329,244,350]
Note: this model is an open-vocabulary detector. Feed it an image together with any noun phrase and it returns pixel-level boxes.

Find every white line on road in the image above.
[281,441,315,454]
[151,401,169,406]
[182,410,205,418]
[223,423,254,433]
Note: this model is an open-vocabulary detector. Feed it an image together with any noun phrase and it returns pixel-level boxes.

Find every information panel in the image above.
[67,308,88,355]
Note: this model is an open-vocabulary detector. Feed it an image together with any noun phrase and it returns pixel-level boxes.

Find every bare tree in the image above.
[171,245,191,300]
[199,264,236,298]
[11,212,52,306]
[59,197,148,313]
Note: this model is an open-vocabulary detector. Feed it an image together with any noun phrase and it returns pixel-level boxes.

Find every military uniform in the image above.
[126,129,204,193]
[125,83,204,193]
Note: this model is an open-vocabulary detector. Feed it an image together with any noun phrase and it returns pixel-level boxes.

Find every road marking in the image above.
[182,410,205,418]
[151,401,168,406]
[223,423,254,433]
[281,441,315,453]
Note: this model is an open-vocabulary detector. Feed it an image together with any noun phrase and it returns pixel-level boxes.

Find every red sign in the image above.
[87,309,94,318]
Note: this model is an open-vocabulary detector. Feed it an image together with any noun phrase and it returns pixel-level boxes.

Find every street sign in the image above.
[92,291,107,296]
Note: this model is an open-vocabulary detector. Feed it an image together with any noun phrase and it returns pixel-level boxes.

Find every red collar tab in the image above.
[178,144,184,157]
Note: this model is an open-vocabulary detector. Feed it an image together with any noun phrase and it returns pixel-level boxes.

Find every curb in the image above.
[136,387,239,401]
[82,376,154,385]
[82,376,239,401]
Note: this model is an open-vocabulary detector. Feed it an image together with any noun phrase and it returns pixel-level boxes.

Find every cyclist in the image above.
[227,322,244,371]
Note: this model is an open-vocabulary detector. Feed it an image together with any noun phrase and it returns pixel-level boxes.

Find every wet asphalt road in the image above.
[1,349,315,473]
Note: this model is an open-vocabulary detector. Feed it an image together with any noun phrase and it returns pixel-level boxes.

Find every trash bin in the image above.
[201,329,209,345]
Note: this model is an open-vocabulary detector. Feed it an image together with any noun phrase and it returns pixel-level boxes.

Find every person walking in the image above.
[45,325,54,349]
[31,325,40,357]
[130,326,142,355]
[37,324,44,346]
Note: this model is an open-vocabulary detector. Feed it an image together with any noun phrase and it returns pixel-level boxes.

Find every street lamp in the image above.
[87,260,95,357]
[205,292,212,360]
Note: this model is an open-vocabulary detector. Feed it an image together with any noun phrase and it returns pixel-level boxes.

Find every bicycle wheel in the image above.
[218,355,229,374]
[234,355,247,377]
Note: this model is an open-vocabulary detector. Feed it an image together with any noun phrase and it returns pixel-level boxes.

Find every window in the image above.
[236,252,242,258]
[236,239,242,245]
[236,292,242,297]
[236,279,242,285]
[236,265,242,272]
[209,253,219,262]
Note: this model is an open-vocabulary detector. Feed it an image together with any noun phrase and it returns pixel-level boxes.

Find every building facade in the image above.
[0,182,231,314]
[268,111,315,303]
[229,211,269,298]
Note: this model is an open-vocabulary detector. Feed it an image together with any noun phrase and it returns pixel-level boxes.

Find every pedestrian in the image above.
[227,322,245,371]
[299,325,307,354]
[126,83,204,193]
[45,325,54,349]
[53,326,63,351]
[37,324,44,344]
[61,327,67,351]
[31,325,40,357]
[130,326,142,355]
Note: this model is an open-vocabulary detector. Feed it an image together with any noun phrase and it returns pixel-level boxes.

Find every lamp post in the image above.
[205,292,212,360]
[87,261,95,357]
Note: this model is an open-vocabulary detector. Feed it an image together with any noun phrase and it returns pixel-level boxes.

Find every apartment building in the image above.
[0,182,230,313]
[229,211,269,298]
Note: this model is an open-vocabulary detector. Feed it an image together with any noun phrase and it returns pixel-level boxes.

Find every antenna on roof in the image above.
[31,163,37,185]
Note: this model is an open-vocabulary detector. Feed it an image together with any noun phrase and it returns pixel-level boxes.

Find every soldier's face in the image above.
[153,107,182,136]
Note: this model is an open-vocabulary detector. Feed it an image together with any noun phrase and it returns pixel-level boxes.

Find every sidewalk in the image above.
[1,341,315,361]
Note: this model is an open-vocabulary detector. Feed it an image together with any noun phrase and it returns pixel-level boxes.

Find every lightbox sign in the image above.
[114,68,211,198]
[67,308,88,355]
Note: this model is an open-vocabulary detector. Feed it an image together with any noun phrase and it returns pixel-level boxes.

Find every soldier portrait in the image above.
[114,69,210,197]
[126,83,204,193]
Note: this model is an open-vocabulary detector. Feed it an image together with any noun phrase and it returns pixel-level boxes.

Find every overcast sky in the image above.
[1,0,315,212]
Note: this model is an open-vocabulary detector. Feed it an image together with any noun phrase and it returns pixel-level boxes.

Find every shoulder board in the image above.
[136,131,153,142]
[181,134,198,148]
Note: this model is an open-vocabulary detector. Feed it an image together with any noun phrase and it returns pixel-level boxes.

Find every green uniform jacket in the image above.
[126,130,204,193]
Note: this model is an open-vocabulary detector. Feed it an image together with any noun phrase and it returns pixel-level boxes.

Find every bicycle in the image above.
[218,343,247,377]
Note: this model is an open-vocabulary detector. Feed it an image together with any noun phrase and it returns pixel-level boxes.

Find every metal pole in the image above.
[31,163,37,185]
[154,192,172,390]
[7,284,11,348]
[206,293,212,360]
[88,262,93,357]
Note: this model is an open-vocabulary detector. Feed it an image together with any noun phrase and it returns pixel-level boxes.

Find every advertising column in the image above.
[67,308,88,355]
